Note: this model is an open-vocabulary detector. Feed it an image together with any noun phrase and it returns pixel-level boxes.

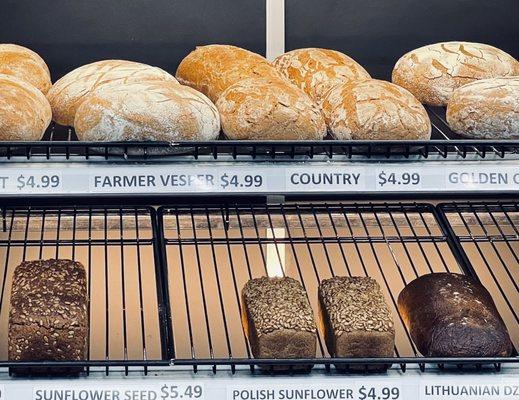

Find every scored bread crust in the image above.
[446,77,519,139]
[398,273,513,357]
[216,77,326,140]
[321,79,431,140]
[273,48,370,104]
[0,74,52,141]
[175,45,284,102]
[47,60,178,126]
[9,259,88,362]
[392,41,519,106]
[242,277,317,369]
[74,81,220,141]
[0,44,52,94]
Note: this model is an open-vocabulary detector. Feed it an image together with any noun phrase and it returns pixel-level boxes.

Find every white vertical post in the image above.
[266,0,285,60]
[266,228,286,277]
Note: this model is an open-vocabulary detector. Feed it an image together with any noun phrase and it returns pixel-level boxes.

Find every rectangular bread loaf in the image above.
[9,259,88,371]
[398,273,513,357]
[242,277,317,370]
[319,276,395,371]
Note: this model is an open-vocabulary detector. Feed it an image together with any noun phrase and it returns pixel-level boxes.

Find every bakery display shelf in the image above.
[2,106,518,163]
[158,202,519,374]
[0,206,171,375]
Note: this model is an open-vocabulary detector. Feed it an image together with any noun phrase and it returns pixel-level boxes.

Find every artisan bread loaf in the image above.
[74,81,220,141]
[216,77,326,140]
[392,42,519,106]
[9,260,88,363]
[242,277,317,370]
[0,74,52,141]
[176,45,283,102]
[319,277,395,371]
[273,48,370,104]
[398,273,513,357]
[446,77,519,139]
[0,44,52,94]
[321,79,431,140]
[47,60,178,126]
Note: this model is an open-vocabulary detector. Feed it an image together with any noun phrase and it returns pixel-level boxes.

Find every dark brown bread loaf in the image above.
[9,259,88,364]
[242,277,317,370]
[319,276,395,371]
[398,273,513,357]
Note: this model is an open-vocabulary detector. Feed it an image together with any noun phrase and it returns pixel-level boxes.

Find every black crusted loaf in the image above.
[242,277,317,369]
[318,276,395,370]
[9,259,88,362]
[398,273,513,357]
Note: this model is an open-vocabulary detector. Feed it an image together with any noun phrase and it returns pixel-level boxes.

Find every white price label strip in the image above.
[228,382,401,400]
[0,161,517,195]
[420,379,519,400]
[33,383,204,400]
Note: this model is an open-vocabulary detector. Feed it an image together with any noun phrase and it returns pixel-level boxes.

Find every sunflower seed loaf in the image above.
[9,259,88,370]
[242,277,317,370]
[319,276,395,371]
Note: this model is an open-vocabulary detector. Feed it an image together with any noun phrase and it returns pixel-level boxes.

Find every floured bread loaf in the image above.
[446,77,519,139]
[319,277,395,371]
[321,79,431,140]
[392,42,519,106]
[176,45,283,102]
[273,48,370,104]
[398,273,513,357]
[242,277,317,370]
[0,44,52,94]
[216,77,326,140]
[0,74,52,141]
[74,81,220,141]
[47,60,178,126]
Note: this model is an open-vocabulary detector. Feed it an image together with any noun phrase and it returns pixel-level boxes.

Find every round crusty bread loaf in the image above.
[176,45,284,103]
[392,42,519,106]
[321,79,431,140]
[273,48,370,104]
[446,77,519,139]
[0,74,52,140]
[0,44,52,94]
[47,60,178,127]
[216,77,326,140]
[74,81,220,141]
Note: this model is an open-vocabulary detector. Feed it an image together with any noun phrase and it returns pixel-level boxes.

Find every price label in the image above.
[219,172,265,191]
[33,383,204,400]
[376,168,422,190]
[356,383,401,400]
[0,172,62,193]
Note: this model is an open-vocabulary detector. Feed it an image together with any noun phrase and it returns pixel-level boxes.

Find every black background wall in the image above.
[286,0,519,79]
[1,1,518,81]
[0,0,266,79]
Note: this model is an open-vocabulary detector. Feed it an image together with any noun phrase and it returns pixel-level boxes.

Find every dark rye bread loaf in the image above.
[9,259,88,368]
[242,277,317,370]
[318,276,395,371]
[398,273,513,357]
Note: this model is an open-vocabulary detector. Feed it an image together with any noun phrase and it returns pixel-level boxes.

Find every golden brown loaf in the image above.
[321,79,431,140]
[273,48,370,104]
[74,81,220,141]
[0,44,52,94]
[216,77,327,140]
[0,74,52,141]
[175,45,284,102]
[446,77,519,139]
[47,60,178,126]
[392,42,519,106]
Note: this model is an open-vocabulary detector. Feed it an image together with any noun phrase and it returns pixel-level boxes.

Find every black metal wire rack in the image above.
[158,202,519,373]
[437,202,519,354]
[1,107,518,162]
[0,206,171,374]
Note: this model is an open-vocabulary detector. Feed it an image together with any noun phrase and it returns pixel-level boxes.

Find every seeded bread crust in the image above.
[398,273,513,357]
[242,277,317,370]
[319,276,395,371]
[9,259,88,363]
